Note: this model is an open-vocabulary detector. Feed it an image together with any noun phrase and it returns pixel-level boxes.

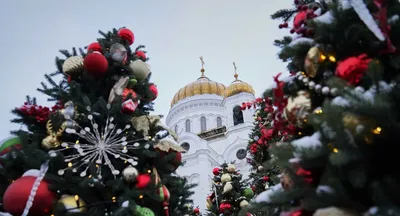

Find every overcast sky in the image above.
[0,0,292,138]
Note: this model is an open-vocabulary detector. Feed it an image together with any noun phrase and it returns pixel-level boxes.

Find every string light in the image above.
[68,162,73,167]
[139,195,144,199]
[315,109,323,114]
[328,55,336,62]
[320,54,327,61]
[75,140,79,144]
[147,170,152,173]
[74,195,80,208]
[333,148,339,153]
[112,197,116,203]
[298,132,302,135]
[372,127,382,134]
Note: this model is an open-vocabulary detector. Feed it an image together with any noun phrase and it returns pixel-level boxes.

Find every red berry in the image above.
[282,22,288,28]
[294,0,299,4]
[297,5,302,10]
[313,6,319,11]
[290,29,295,34]
[278,24,283,29]
[302,5,308,10]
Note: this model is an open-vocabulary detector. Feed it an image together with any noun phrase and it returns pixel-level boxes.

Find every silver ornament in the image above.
[128,60,150,81]
[123,165,138,182]
[110,43,127,63]
[62,56,84,75]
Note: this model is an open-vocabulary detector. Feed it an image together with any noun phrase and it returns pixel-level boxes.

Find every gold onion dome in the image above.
[223,62,255,98]
[170,57,226,107]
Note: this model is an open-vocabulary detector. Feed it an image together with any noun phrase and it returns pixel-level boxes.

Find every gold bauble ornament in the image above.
[227,164,236,173]
[240,200,249,208]
[59,195,87,213]
[42,120,66,149]
[284,90,312,128]
[62,56,84,76]
[206,201,212,210]
[342,113,373,135]
[221,173,232,183]
[304,46,323,78]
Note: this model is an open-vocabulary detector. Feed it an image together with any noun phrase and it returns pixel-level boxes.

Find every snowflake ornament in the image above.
[49,114,144,179]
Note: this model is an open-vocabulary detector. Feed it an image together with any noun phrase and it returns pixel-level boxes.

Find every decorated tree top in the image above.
[206,163,253,216]
[0,28,193,216]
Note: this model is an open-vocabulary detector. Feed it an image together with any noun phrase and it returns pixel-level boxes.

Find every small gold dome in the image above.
[223,73,255,98]
[170,76,226,107]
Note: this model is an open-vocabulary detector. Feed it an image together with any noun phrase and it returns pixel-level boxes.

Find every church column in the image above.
[196,151,212,212]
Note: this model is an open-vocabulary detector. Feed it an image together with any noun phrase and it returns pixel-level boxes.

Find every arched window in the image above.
[200,116,207,132]
[217,117,222,127]
[185,119,191,132]
[175,125,178,133]
[233,105,244,126]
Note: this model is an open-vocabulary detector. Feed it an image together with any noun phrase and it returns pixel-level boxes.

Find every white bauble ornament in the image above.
[128,60,150,81]
[221,173,232,183]
[62,56,84,75]
[110,43,127,63]
[258,165,264,171]
[122,165,139,182]
[240,200,249,208]
[22,169,40,177]
[223,182,233,194]
[227,164,236,173]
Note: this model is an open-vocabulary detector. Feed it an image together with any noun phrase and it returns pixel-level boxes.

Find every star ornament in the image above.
[49,114,144,179]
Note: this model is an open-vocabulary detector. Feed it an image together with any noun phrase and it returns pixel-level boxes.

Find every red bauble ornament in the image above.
[3,176,56,216]
[122,88,137,100]
[263,176,269,181]
[194,207,200,214]
[135,51,147,60]
[87,42,102,53]
[149,84,158,101]
[241,102,247,110]
[118,28,135,45]
[219,203,232,213]
[136,174,151,189]
[83,52,108,76]
[212,167,221,175]
[293,10,307,29]
[335,54,371,85]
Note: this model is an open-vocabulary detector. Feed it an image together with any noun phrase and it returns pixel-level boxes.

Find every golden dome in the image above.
[223,64,255,98]
[170,58,226,107]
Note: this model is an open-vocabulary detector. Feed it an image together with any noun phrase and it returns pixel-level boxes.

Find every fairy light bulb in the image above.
[372,127,382,134]
[139,195,144,199]
[112,197,116,202]
[147,169,152,173]
[333,148,339,153]
[320,54,326,61]
[68,162,73,167]
[328,55,336,62]
[75,140,79,144]
[74,195,80,208]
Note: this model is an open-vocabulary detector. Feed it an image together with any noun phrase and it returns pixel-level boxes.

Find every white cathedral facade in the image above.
[165,62,256,211]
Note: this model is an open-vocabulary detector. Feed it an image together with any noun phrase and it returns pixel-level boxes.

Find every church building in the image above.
[165,58,256,211]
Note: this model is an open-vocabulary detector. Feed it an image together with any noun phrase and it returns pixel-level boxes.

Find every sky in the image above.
[0,0,292,139]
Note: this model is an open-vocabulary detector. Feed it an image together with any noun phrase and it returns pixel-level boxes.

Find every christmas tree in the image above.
[206,163,254,216]
[245,0,400,215]
[0,28,194,216]
[242,97,283,196]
